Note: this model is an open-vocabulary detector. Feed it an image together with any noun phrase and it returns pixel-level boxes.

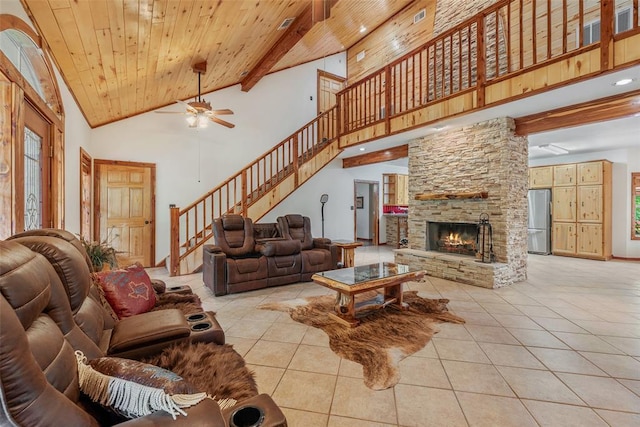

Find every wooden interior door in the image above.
[94,160,155,267]
[317,70,345,141]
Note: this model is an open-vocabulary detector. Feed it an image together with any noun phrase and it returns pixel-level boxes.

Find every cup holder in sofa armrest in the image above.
[186,312,207,323]
[230,406,265,427]
[190,321,212,332]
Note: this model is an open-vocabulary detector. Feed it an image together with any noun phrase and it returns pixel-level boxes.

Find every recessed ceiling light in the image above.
[359,147,365,151]
[433,125,446,131]
[613,78,635,86]
[359,26,367,33]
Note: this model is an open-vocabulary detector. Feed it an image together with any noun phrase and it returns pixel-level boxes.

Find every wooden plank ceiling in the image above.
[20,0,413,128]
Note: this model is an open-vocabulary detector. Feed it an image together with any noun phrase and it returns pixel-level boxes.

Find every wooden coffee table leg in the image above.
[384,283,408,310]
[332,292,359,327]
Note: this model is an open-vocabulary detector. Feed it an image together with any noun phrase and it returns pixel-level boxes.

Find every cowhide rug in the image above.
[258,289,464,390]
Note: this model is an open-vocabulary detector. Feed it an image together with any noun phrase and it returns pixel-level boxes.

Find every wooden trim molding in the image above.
[342,144,408,168]
[415,191,489,201]
[515,89,640,135]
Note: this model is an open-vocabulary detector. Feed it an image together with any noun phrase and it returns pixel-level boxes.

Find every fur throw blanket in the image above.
[142,342,258,402]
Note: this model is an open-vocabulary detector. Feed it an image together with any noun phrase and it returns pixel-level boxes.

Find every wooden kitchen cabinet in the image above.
[553,187,576,222]
[576,224,603,257]
[578,161,603,185]
[529,166,553,188]
[552,222,576,255]
[553,164,576,186]
[547,160,612,260]
[383,174,408,205]
[577,185,603,222]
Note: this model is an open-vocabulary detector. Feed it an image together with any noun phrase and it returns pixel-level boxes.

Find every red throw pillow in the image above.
[94,265,156,318]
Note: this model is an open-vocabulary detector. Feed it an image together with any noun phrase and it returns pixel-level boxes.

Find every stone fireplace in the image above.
[395,117,528,289]
[426,221,477,257]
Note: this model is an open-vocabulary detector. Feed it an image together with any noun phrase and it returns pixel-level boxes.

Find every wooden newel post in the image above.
[293,135,299,188]
[169,204,180,277]
[600,0,614,71]
[241,170,247,217]
[476,14,486,108]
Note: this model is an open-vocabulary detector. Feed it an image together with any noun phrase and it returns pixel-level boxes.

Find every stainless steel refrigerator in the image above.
[527,189,552,254]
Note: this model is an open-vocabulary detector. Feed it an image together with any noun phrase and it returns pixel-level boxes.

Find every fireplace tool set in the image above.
[476,213,495,263]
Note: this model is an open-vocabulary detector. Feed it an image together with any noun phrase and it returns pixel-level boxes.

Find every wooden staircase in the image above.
[168,106,340,276]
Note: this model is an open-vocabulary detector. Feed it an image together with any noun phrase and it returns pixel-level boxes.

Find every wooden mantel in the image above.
[415,191,489,201]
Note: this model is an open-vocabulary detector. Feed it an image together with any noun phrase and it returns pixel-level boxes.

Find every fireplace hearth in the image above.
[426,221,477,256]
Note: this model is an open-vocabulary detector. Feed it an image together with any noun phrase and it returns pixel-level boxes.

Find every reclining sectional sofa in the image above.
[203,214,339,296]
[0,230,287,426]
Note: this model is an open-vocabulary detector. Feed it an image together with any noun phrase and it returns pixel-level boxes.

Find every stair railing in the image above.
[169,105,339,276]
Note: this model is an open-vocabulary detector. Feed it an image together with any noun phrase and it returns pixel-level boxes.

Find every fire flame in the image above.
[443,232,474,247]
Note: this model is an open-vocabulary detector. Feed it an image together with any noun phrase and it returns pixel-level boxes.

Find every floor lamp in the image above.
[320,194,329,238]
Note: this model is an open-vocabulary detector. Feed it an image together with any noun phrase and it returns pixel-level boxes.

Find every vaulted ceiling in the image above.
[20,0,413,128]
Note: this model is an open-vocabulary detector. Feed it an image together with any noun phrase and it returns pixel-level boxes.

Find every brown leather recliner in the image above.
[204,215,302,296]
[276,214,339,281]
[7,233,224,360]
[0,241,226,426]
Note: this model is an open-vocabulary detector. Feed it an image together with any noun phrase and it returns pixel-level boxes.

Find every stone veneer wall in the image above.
[395,117,528,288]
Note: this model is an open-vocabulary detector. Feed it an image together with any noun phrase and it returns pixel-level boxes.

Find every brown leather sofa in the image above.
[203,215,303,296]
[203,214,338,296]
[276,214,339,281]
[0,240,226,426]
[1,239,288,426]
[8,231,225,359]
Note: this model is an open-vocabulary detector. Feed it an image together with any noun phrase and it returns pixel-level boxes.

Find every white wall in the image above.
[4,0,93,235]
[260,160,408,244]
[530,147,640,258]
[89,54,346,260]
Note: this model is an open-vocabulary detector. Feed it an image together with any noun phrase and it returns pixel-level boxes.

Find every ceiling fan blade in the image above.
[211,109,234,115]
[155,110,186,114]
[210,116,235,128]
[176,99,197,113]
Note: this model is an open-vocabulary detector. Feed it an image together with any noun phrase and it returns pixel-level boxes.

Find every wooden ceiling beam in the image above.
[241,0,337,92]
[342,144,408,168]
[515,89,640,135]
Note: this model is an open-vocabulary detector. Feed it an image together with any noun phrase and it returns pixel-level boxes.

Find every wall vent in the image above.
[414,9,426,24]
[278,17,295,30]
[356,50,366,62]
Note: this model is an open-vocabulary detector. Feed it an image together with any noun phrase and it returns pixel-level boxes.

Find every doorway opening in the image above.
[354,180,379,246]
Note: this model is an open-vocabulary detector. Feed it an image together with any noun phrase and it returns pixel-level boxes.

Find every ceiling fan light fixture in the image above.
[197,114,209,128]
[186,115,197,127]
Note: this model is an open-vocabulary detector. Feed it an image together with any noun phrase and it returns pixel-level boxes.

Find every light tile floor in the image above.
[149,247,640,426]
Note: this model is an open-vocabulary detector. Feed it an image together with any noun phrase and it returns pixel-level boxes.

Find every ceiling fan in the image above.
[156,61,235,129]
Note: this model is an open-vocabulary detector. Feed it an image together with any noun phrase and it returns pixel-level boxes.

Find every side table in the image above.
[332,240,364,268]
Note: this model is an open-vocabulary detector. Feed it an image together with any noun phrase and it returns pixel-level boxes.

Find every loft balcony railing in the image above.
[169,0,638,275]
[337,0,639,135]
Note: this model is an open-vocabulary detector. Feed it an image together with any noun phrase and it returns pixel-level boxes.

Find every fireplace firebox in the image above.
[426,221,477,256]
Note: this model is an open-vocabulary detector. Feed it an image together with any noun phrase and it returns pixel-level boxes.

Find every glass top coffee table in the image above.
[312,262,426,327]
